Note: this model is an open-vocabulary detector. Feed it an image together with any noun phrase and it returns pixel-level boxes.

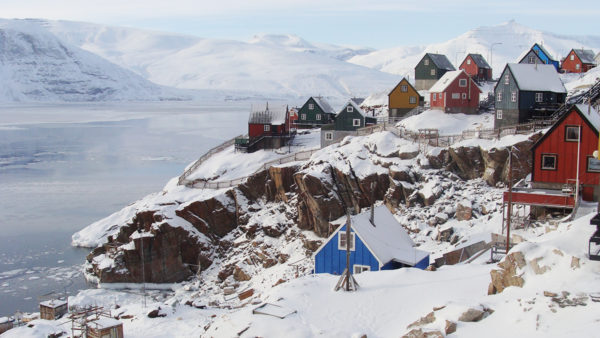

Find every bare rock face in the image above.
[458,308,484,322]
[455,201,473,221]
[295,169,344,236]
[448,146,485,180]
[425,149,451,170]
[407,312,436,329]
[481,147,509,186]
[402,328,444,338]
[445,320,457,335]
[175,193,238,238]
[233,266,251,281]
[500,135,540,183]
[266,165,299,202]
[488,251,526,294]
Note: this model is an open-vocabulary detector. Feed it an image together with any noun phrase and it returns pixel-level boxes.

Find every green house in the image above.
[296,96,336,128]
[414,53,455,91]
[334,100,377,131]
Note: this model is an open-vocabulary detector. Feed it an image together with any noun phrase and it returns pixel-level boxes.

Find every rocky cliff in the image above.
[80,131,540,284]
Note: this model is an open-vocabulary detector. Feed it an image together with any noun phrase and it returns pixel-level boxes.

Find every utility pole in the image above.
[506,147,513,253]
[138,226,147,309]
[334,209,359,292]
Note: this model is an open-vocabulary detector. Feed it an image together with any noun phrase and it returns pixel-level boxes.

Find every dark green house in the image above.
[494,63,566,129]
[414,53,455,91]
[321,101,376,148]
[296,96,336,128]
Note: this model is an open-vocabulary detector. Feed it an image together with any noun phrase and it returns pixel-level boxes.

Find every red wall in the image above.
[460,56,479,78]
[561,51,595,73]
[249,123,286,138]
[533,108,600,200]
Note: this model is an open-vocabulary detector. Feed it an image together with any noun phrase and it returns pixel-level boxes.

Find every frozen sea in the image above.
[0,101,252,316]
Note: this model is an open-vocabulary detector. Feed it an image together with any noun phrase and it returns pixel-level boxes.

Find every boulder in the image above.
[455,200,473,221]
[458,308,484,322]
[233,266,251,281]
[402,328,444,338]
[448,146,485,180]
[407,312,436,329]
[445,320,457,335]
[488,251,526,294]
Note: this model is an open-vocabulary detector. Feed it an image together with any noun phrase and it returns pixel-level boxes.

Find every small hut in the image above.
[39,299,68,320]
[87,317,124,338]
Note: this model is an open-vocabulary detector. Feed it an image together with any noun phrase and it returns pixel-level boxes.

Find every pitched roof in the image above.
[507,63,566,93]
[349,205,429,266]
[338,99,366,118]
[573,49,597,64]
[350,97,365,106]
[534,43,556,61]
[388,77,421,97]
[248,103,288,124]
[466,53,491,69]
[312,96,336,114]
[426,53,455,71]
[428,70,482,93]
[532,104,600,150]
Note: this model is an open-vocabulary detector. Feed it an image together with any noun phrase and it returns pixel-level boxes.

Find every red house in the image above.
[459,53,492,82]
[429,70,482,114]
[531,104,600,201]
[248,103,289,138]
[561,49,597,73]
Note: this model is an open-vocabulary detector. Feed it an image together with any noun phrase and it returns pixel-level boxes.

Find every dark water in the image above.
[0,102,249,315]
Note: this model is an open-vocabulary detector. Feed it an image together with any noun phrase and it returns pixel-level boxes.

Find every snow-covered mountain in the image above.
[32,19,394,98]
[0,19,186,102]
[349,20,600,80]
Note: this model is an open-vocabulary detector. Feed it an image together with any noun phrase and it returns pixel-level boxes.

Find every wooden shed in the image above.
[39,299,68,320]
[561,49,597,73]
[87,317,124,338]
[429,70,482,114]
[313,205,429,274]
[459,53,492,82]
[388,78,424,118]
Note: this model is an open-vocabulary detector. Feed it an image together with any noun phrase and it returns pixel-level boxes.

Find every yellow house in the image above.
[388,78,424,118]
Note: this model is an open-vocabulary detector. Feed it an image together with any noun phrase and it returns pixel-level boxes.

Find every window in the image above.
[541,154,557,170]
[338,232,355,251]
[496,109,503,119]
[432,93,436,101]
[409,96,416,104]
[497,91,503,102]
[459,79,467,87]
[353,265,371,274]
[504,74,509,85]
[308,103,314,110]
[325,132,333,140]
[316,114,321,120]
[264,124,270,131]
[587,156,600,173]
[528,55,535,63]
[424,59,429,66]
[565,125,580,142]
[467,59,471,65]
[462,93,467,99]
[347,106,354,112]
[430,69,436,76]
[535,92,543,103]
[511,91,517,102]
[452,93,460,99]
[301,113,306,120]
[401,85,408,92]
[353,119,361,127]
[570,54,575,61]
[576,64,581,70]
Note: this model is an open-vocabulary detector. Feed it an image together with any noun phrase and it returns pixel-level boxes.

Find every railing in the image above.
[183,147,321,189]
[178,134,244,186]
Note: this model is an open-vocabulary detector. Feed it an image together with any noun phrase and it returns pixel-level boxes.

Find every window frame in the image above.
[564,125,580,142]
[347,105,354,113]
[409,96,416,104]
[430,68,436,76]
[459,79,467,87]
[587,156,600,173]
[462,93,467,99]
[338,232,355,251]
[497,91,503,102]
[353,264,371,274]
[496,109,503,120]
[467,59,471,65]
[511,91,517,102]
[325,132,333,141]
[352,118,361,127]
[400,85,408,92]
[301,113,306,120]
[452,93,460,99]
[308,103,314,110]
[541,153,558,170]
[316,114,322,121]
[528,55,535,63]
[504,74,510,85]
[535,92,544,103]
[570,54,575,61]
[263,124,270,132]
[424,59,429,66]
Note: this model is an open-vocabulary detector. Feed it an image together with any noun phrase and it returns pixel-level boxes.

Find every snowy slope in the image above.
[31,19,397,98]
[0,19,187,102]
[350,20,600,80]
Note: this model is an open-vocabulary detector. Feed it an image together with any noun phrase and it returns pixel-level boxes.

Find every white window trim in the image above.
[316,114,321,120]
[467,59,471,65]
[308,103,314,110]
[338,232,355,251]
[565,125,580,142]
[401,85,408,92]
[409,96,416,104]
[353,119,361,127]
[496,109,503,120]
[424,59,429,66]
[452,93,460,99]
[347,106,354,112]
[325,132,333,140]
[570,54,575,61]
[301,113,306,120]
[504,74,509,85]
[264,124,270,131]
[541,154,557,170]
[430,69,436,76]
[353,264,370,274]
[461,93,467,99]
[497,91,503,102]
[459,79,467,87]
[576,64,581,70]
[511,91,517,102]
[535,92,543,103]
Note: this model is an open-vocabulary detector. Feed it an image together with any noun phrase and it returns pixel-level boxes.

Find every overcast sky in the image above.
[2,0,599,48]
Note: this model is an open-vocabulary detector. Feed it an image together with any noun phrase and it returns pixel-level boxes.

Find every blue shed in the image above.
[313,205,430,275]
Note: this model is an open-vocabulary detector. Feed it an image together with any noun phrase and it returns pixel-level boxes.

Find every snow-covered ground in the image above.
[398,109,495,135]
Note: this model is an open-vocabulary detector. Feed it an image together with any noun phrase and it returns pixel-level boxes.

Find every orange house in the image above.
[388,78,424,118]
[561,49,597,73]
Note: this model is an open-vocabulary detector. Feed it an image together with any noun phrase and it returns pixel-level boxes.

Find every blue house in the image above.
[313,205,430,274]
[518,43,560,71]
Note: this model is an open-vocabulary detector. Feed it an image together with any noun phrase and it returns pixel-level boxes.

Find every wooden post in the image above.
[506,148,513,253]
[345,210,351,291]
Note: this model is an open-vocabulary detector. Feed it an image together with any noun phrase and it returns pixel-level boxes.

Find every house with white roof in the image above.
[313,205,430,275]
[320,100,376,148]
[494,63,567,129]
[429,69,482,114]
[296,96,336,128]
